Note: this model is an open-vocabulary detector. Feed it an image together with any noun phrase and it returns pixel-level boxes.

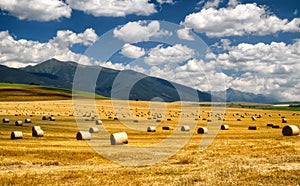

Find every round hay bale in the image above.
[3,118,9,123]
[147,126,156,132]
[42,116,48,120]
[32,126,41,131]
[282,125,299,136]
[89,127,99,133]
[197,127,208,134]
[15,120,23,126]
[282,118,287,123]
[248,126,257,130]
[96,120,102,125]
[251,116,256,121]
[162,126,170,130]
[110,132,128,145]
[266,124,273,127]
[76,131,91,140]
[25,118,31,123]
[49,117,55,121]
[32,129,44,137]
[156,119,161,123]
[11,131,22,140]
[181,126,190,132]
[221,124,229,130]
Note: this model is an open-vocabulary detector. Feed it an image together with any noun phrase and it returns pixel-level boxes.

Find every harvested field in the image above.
[0,99,299,185]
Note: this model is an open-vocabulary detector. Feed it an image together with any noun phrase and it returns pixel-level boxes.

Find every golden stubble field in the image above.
[0,99,299,186]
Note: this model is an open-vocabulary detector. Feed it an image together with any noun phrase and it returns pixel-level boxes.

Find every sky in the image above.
[0,0,299,101]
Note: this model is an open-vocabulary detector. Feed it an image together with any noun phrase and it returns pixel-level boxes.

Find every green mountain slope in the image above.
[23,58,212,102]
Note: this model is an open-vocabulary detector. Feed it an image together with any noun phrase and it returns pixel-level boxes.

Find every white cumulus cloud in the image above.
[182,3,300,37]
[0,0,71,21]
[144,44,195,66]
[0,28,99,67]
[49,28,99,49]
[143,58,228,92]
[94,61,130,71]
[120,44,146,59]
[227,0,239,7]
[66,0,156,17]
[177,28,195,41]
[198,0,223,9]
[113,21,172,43]
[0,0,165,21]
[157,0,174,4]
[209,39,300,100]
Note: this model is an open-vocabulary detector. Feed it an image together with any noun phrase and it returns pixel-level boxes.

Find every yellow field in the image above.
[0,99,299,185]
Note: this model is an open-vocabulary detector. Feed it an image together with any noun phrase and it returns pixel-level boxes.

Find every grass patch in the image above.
[0,83,107,101]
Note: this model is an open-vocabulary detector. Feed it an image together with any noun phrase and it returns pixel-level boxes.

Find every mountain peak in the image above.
[42,58,77,66]
[226,87,235,92]
[214,87,278,103]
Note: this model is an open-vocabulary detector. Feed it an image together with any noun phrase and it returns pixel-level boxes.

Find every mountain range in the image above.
[0,58,277,103]
[213,88,277,103]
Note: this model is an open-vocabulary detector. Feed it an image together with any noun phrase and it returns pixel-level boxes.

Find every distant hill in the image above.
[22,58,211,102]
[0,63,70,88]
[213,88,278,103]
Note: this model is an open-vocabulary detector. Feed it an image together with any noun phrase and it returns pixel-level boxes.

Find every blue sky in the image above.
[0,0,299,101]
